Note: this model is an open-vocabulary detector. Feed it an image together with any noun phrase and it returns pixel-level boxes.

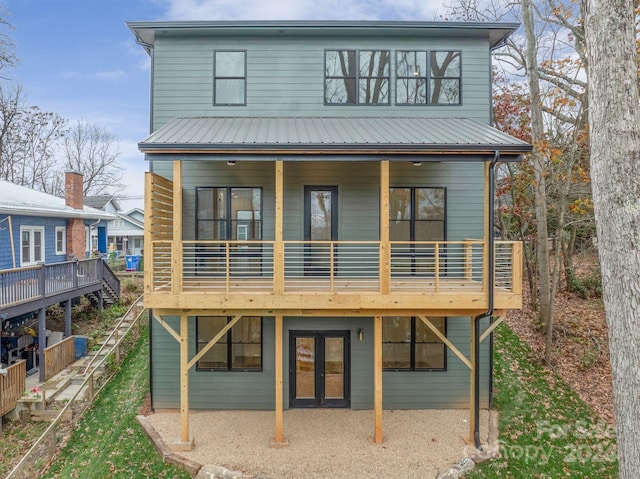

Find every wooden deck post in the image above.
[374,315,383,444]
[274,160,284,294]
[175,313,194,451]
[64,300,72,337]
[273,315,287,446]
[38,307,46,382]
[379,160,390,295]
[172,160,183,295]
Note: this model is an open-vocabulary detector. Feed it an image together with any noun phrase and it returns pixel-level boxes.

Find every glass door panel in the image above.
[323,337,344,399]
[295,337,316,400]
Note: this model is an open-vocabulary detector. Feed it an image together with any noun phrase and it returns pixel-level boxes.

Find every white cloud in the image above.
[156,0,442,21]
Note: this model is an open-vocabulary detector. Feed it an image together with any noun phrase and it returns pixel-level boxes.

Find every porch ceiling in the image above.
[138,117,532,158]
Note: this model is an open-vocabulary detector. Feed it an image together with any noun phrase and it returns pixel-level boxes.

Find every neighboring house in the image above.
[128,20,532,449]
[0,172,116,270]
[84,195,121,255]
[84,196,145,256]
[107,209,145,256]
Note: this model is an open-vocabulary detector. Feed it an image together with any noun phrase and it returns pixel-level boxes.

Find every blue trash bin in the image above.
[125,255,140,272]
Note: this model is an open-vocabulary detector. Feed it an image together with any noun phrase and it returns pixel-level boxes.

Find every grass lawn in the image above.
[467,324,618,478]
[42,328,191,479]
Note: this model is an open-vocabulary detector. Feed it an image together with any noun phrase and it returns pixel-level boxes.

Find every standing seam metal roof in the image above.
[138,117,532,153]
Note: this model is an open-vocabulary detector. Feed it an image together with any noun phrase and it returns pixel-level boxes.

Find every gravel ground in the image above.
[145,409,490,479]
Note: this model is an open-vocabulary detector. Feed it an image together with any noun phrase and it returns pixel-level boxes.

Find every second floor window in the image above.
[325,50,390,105]
[214,50,246,105]
[196,187,262,240]
[396,50,461,105]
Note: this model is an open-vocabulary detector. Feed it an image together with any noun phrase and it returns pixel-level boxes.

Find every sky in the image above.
[3,0,455,212]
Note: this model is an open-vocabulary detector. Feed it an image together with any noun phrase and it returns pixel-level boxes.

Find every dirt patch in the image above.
[506,253,614,424]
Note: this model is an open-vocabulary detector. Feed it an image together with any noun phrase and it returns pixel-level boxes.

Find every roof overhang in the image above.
[128,20,520,54]
[138,117,532,161]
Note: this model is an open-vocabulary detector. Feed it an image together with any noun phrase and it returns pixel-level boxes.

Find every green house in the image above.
[128,20,531,450]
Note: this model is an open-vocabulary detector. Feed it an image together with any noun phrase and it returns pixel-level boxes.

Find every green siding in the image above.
[152,160,484,242]
[151,35,491,130]
[151,316,490,410]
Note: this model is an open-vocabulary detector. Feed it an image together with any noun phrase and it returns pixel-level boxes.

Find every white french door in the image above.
[20,226,44,266]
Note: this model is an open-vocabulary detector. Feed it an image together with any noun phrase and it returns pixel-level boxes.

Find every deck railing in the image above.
[149,240,522,295]
[0,258,103,309]
[0,360,26,417]
[43,336,76,381]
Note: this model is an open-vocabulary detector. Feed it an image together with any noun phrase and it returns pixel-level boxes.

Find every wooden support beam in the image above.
[171,160,183,294]
[273,315,286,445]
[176,313,193,450]
[479,315,504,343]
[379,161,390,295]
[187,314,242,370]
[152,313,181,343]
[417,315,471,369]
[374,315,383,444]
[274,161,284,295]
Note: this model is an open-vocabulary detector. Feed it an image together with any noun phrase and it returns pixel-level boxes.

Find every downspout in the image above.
[133,33,155,408]
[474,150,500,449]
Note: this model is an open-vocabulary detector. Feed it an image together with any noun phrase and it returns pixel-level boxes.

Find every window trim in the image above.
[195,316,263,372]
[324,49,391,106]
[395,50,462,106]
[382,317,448,372]
[20,225,45,266]
[55,226,66,255]
[213,49,247,106]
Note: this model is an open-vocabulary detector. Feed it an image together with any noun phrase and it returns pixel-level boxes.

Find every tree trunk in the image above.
[584,1,640,476]
[521,0,553,362]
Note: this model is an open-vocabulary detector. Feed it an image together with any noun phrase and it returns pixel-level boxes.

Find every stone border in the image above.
[436,411,501,479]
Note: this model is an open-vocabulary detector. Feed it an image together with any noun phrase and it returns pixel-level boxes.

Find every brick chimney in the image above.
[65,170,84,209]
[65,171,86,260]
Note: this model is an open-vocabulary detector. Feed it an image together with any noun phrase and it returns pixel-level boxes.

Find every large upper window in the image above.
[383,317,446,370]
[196,187,262,240]
[396,50,461,105]
[389,187,446,241]
[196,316,262,371]
[325,50,390,105]
[214,50,246,105]
[20,226,44,266]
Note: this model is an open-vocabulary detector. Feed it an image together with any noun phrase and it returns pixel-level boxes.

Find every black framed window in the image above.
[389,187,445,241]
[325,50,390,105]
[214,50,246,105]
[396,50,461,105]
[196,187,262,240]
[196,316,262,371]
[382,317,446,370]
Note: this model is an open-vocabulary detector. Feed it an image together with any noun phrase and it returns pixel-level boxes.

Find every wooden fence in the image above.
[0,360,26,417]
[44,336,75,382]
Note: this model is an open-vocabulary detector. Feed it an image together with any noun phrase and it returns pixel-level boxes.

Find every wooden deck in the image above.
[0,258,120,319]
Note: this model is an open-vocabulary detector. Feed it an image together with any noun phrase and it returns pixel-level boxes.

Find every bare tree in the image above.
[584,0,640,476]
[0,83,67,191]
[0,14,17,78]
[62,120,124,196]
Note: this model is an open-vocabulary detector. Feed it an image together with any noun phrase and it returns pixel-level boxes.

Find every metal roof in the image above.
[0,181,117,220]
[139,117,532,156]
[128,20,520,52]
